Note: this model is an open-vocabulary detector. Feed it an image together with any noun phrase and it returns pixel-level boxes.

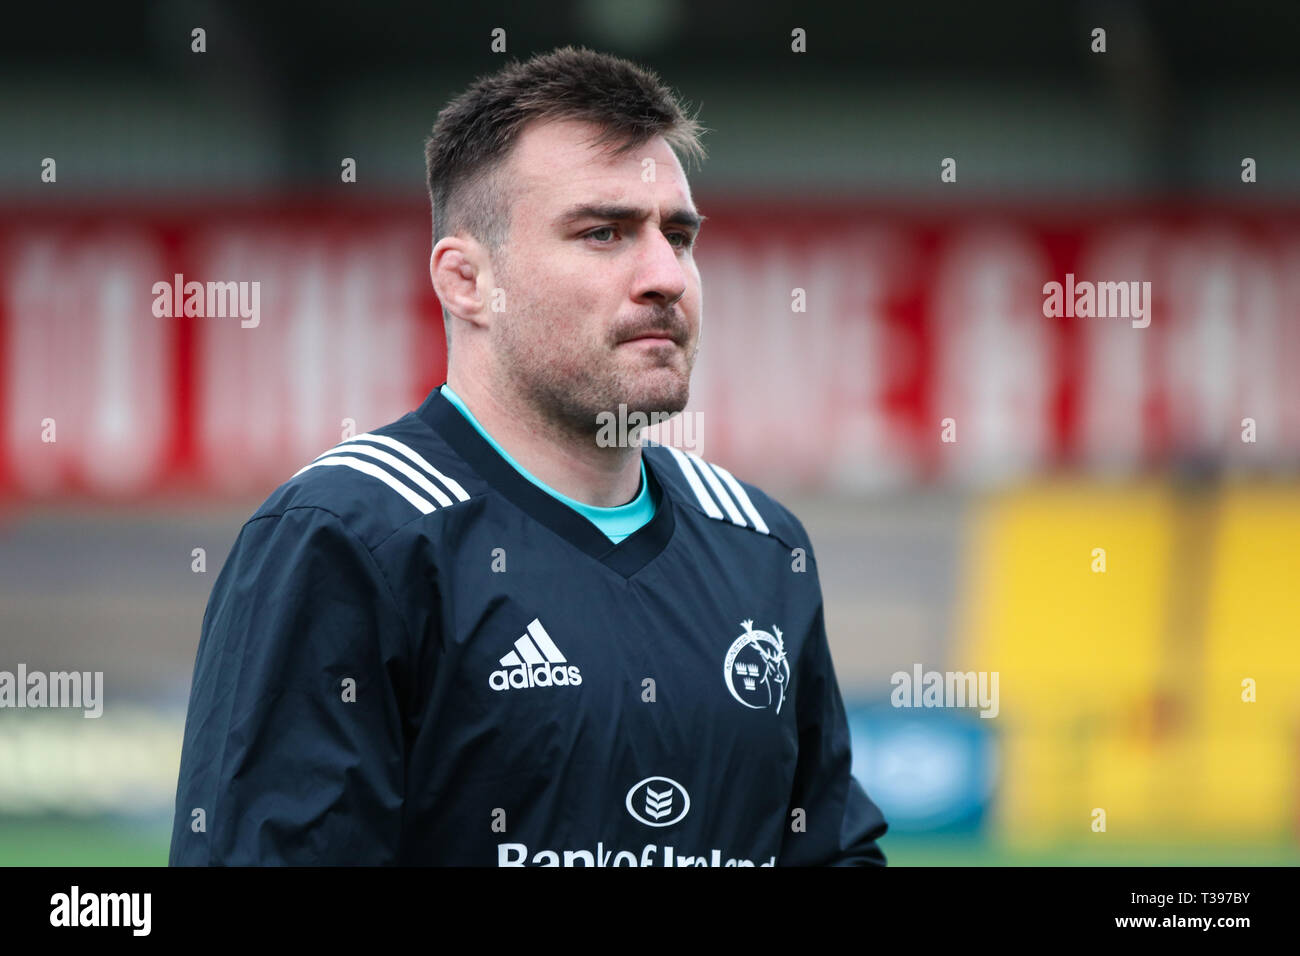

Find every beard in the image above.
[490,297,697,443]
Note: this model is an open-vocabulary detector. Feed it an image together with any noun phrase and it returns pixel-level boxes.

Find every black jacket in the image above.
[169,385,888,865]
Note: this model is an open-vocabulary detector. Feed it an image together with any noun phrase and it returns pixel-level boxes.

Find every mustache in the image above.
[613,308,689,345]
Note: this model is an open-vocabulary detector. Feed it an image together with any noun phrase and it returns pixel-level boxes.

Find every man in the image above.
[169,45,888,866]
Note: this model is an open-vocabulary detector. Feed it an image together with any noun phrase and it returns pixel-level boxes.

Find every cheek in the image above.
[526,245,603,309]
[506,243,628,347]
[686,271,703,326]
[503,267,605,358]
[546,265,617,333]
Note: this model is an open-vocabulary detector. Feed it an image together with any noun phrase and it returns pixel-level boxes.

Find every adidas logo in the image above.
[488,618,583,692]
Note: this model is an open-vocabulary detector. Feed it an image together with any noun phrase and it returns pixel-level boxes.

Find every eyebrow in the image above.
[558,203,706,232]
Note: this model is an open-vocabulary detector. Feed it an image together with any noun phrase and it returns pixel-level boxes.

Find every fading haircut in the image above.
[424,45,706,336]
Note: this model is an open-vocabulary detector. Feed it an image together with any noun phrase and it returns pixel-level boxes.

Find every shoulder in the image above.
[643,443,811,553]
[249,410,486,552]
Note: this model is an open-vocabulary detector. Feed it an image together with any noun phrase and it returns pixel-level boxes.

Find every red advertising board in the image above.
[3,199,1299,498]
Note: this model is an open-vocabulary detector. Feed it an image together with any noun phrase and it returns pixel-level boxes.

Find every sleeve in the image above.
[168,506,412,865]
[778,592,889,867]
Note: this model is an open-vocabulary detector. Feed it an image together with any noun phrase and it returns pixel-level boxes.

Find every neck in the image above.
[446,369,643,507]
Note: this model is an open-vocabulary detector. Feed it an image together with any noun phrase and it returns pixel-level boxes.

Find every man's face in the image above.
[487,117,703,436]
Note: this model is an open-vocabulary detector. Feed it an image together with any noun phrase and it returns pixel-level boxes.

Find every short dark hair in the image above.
[424,46,706,331]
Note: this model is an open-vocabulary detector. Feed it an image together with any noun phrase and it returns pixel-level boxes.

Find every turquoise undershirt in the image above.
[440,384,655,544]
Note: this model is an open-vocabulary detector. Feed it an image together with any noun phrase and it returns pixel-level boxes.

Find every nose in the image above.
[632,229,688,307]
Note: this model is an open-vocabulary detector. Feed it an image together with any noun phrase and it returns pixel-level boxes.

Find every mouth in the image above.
[620,331,680,346]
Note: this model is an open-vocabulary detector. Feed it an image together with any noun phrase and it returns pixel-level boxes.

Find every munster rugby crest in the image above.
[723,619,790,713]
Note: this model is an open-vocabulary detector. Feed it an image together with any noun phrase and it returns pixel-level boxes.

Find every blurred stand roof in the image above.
[2,0,1298,200]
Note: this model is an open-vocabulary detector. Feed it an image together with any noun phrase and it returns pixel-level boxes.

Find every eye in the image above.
[585,226,618,242]
[667,231,695,249]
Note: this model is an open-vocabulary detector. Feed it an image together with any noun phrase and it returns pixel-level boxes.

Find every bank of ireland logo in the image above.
[723,619,789,713]
[625,776,690,827]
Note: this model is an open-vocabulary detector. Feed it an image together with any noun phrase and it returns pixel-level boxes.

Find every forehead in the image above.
[504,117,693,213]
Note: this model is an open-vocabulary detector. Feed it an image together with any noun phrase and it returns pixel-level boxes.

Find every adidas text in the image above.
[489,663,582,691]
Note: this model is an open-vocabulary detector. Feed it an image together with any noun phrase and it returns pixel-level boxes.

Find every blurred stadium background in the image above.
[2,0,1299,865]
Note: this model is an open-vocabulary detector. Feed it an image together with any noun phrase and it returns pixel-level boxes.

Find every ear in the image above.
[431,236,493,330]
